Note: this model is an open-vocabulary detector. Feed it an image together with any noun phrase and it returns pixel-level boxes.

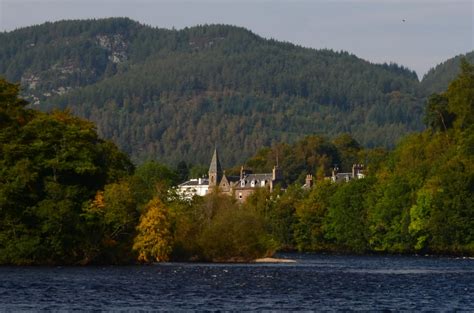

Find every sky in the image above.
[0,0,472,78]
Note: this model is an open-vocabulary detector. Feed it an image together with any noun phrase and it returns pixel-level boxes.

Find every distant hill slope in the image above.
[420,51,474,96]
[0,18,430,165]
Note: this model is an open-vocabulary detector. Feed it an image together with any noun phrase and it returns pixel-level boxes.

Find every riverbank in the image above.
[254,257,297,263]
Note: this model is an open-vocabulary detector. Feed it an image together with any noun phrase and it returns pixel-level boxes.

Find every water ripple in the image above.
[0,254,473,310]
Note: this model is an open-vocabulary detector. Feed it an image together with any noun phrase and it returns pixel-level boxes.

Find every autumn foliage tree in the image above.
[133,198,173,262]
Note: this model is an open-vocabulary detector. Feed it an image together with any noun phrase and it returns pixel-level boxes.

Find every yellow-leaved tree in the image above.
[133,198,173,262]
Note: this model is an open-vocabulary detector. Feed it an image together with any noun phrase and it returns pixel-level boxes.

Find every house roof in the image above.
[246,173,273,181]
[236,173,274,188]
[225,175,241,182]
[178,178,209,187]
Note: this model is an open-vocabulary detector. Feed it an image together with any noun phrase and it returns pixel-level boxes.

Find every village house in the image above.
[177,148,283,202]
[330,164,365,182]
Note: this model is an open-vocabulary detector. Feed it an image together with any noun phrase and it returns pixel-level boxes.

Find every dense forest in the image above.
[0,60,472,265]
[3,17,466,165]
[421,51,474,96]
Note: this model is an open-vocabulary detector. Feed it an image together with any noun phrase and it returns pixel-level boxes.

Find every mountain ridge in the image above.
[0,18,469,165]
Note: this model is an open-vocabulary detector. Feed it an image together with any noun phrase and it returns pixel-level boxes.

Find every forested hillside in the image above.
[0,17,461,165]
[421,51,474,96]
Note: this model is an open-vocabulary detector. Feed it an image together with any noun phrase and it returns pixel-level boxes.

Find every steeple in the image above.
[208,147,223,187]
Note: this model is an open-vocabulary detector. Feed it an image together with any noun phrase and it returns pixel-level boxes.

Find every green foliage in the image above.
[367,175,413,252]
[324,178,374,253]
[409,187,434,251]
[83,180,138,264]
[444,59,474,131]
[198,205,274,262]
[169,193,275,262]
[130,160,178,208]
[424,60,474,133]
[427,158,474,254]
[265,185,301,249]
[294,181,335,251]
[167,197,202,260]
[424,94,454,131]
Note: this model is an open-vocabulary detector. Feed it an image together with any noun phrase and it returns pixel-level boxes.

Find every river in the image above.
[1,254,473,310]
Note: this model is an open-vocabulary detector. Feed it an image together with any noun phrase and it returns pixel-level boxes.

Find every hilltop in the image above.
[1,18,468,165]
[420,51,474,96]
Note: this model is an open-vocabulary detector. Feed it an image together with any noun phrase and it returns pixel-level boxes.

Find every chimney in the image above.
[240,165,244,180]
[352,164,356,178]
[272,166,280,180]
[305,174,313,188]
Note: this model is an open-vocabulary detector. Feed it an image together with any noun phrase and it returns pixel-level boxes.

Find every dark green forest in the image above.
[0,60,472,265]
[3,18,467,165]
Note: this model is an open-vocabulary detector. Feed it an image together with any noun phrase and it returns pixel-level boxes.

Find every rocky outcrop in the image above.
[96,34,128,63]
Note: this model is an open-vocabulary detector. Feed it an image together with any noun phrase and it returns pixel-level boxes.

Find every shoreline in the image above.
[254,257,297,263]
[3,253,473,266]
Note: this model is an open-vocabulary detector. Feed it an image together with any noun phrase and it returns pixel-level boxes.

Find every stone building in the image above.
[177,148,283,202]
[330,164,365,183]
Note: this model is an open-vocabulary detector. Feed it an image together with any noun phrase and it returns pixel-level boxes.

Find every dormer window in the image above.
[241,180,245,187]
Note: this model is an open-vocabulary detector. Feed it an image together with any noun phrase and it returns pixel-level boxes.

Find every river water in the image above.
[1,254,473,311]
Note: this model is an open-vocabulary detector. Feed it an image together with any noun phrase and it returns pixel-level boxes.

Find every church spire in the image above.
[208,147,223,187]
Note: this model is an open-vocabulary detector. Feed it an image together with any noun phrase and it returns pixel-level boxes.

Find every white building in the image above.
[177,178,209,199]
